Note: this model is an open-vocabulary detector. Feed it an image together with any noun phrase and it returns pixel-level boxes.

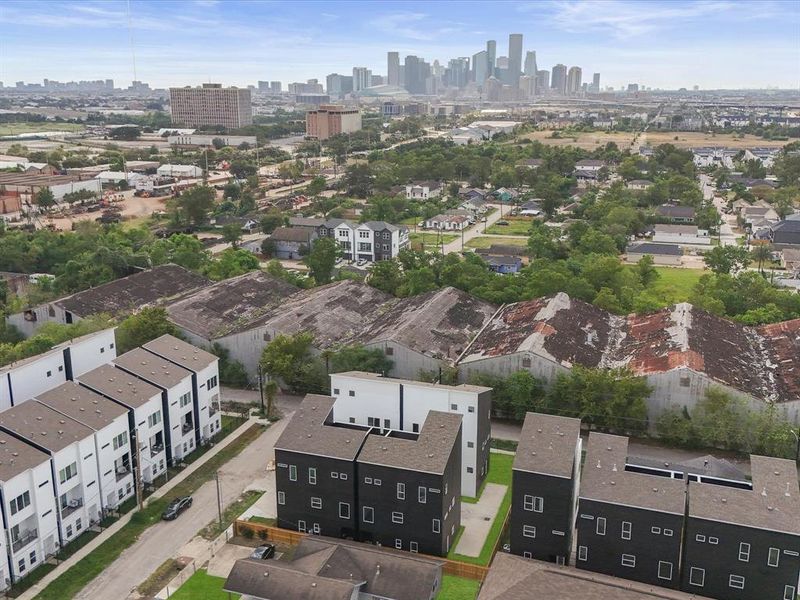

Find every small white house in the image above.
[574,159,605,172]
[424,214,469,231]
[405,181,442,200]
[329,371,492,498]
[653,224,711,246]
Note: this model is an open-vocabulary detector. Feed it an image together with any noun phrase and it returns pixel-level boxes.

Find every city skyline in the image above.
[0,0,798,90]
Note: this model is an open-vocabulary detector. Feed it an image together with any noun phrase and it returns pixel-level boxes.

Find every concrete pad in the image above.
[206,544,253,578]
[453,483,506,557]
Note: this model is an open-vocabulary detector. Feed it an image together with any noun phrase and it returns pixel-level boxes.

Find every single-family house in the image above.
[424,214,469,231]
[652,224,711,246]
[655,204,695,223]
[518,200,543,216]
[627,179,653,191]
[405,181,442,200]
[625,242,682,266]
[769,220,800,247]
[483,254,524,274]
[269,227,316,259]
[516,158,544,169]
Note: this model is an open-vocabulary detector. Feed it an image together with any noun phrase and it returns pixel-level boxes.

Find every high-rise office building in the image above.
[326,73,353,98]
[486,40,496,78]
[472,50,488,84]
[270,81,281,93]
[536,70,550,93]
[445,57,470,88]
[387,52,400,87]
[567,66,582,95]
[551,64,567,95]
[306,104,362,140]
[508,34,523,87]
[524,51,538,76]
[591,73,601,94]
[403,55,430,94]
[519,75,535,99]
[169,83,252,128]
[258,81,270,91]
[352,67,372,92]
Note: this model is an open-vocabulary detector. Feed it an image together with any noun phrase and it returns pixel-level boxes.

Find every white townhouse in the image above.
[78,364,168,483]
[0,434,58,587]
[0,328,116,411]
[36,383,134,511]
[113,348,198,465]
[328,371,492,498]
[0,402,102,548]
[143,335,222,443]
[317,219,409,263]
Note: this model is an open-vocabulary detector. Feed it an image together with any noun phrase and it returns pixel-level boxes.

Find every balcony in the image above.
[11,529,37,553]
[150,443,164,458]
[115,467,131,482]
[208,405,218,418]
[61,497,83,519]
[181,422,193,435]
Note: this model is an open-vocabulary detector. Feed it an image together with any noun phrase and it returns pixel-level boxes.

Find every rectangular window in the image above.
[298,520,306,532]
[696,534,706,543]
[663,528,673,536]
[308,467,317,485]
[277,491,285,505]
[596,517,606,535]
[418,486,426,503]
[467,406,475,413]
[339,502,350,519]
[577,545,588,561]
[179,392,191,408]
[412,423,419,433]
[148,411,162,427]
[785,586,797,600]
[689,567,705,587]
[18,558,25,573]
[364,477,372,484]
[310,497,322,510]
[383,419,390,429]
[395,538,402,549]
[533,496,543,512]
[432,518,440,533]
[467,467,473,473]
[363,506,374,523]
[739,542,750,562]
[397,483,405,500]
[651,526,661,535]
[622,521,632,540]
[467,441,474,448]
[333,388,339,395]
[522,525,536,538]
[450,403,457,410]
[59,462,77,484]
[10,491,31,515]
[658,561,673,580]
[206,375,218,390]
[709,537,719,545]
[410,541,418,553]
[621,554,636,568]
[340,473,348,481]
[374,479,381,486]
[729,575,745,590]
[391,512,404,524]
[29,550,36,564]
[331,471,339,479]
[112,431,128,450]
[524,495,534,511]
[768,547,780,567]
[289,465,297,481]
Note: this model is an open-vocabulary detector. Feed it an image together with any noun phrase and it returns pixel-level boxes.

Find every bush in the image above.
[240,525,254,539]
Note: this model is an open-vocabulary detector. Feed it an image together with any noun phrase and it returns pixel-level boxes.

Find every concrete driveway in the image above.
[453,483,507,557]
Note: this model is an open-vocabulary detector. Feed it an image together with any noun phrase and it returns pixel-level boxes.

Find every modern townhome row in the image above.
[274,394,462,557]
[508,412,800,600]
[0,332,221,590]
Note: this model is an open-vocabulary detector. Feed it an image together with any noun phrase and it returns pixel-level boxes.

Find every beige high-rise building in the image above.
[567,67,582,96]
[306,104,362,140]
[169,83,252,128]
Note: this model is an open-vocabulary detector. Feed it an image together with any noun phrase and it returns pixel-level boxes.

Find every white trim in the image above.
[658,561,673,581]
[689,567,705,587]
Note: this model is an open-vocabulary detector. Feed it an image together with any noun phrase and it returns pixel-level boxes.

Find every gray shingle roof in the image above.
[626,242,682,256]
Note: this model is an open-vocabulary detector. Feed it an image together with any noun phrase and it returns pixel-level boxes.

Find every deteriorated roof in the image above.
[357,411,462,475]
[756,318,800,404]
[275,395,369,460]
[113,347,192,389]
[231,280,392,346]
[55,265,210,318]
[165,270,300,339]
[580,432,686,515]
[689,455,800,535]
[36,381,128,430]
[478,553,706,600]
[143,334,218,372]
[347,287,496,362]
[78,364,162,409]
[514,412,581,478]
[0,401,95,453]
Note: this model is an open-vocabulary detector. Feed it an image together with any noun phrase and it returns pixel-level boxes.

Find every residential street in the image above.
[442,203,507,254]
[73,419,289,600]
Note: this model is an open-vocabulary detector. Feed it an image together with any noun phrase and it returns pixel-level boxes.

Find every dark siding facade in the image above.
[373,229,392,261]
[510,470,575,564]
[680,517,800,600]
[274,449,358,538]
[575,500,683,589]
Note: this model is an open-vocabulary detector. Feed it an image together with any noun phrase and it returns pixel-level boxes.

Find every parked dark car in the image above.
[250,544,276,560]
[161,496,192,520]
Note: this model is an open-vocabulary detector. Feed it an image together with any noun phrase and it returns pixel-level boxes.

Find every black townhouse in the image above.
[356,411,462,557]
[273,395,369,538]
[680,455,800,600]
[576,432,685,589]
[510,412,581,565]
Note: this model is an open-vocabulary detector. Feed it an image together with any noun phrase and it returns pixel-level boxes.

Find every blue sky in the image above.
[0,0,798,89]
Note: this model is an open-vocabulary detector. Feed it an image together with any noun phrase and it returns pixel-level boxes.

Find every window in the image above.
[340,473,348,481]
[348,417,355,424]
[533,496,543,513]
[391,512,404,524]
[112,431,128,450]
[383,419,390,429]
[397,483,405,500]
[331,471,339,479]
[288,465,297,481]
[468,406,475,413]
[709,537,719,545]
[179,392,191,408]
[412,423,419,433]
[365,477,373,484]
[768,547,780,567]
[521,357,531,368]
[308,467,317,485]
[348,390,355,397]
[339,502,350,519]
[578,546,588,561]
[385,347,393,356]
[410,541,418,553]
[621,554,636,568]
[729,575,745,590]
[596,517,606,535]
[298,520,306,532]
[18,558,25,573]
[432,518,440,533]
[47,371,52,378]
[76,518,82,531]
[695,534,706,543]
[418,486,426,504]
[523,495,534,511]
[206,375,218,390]
[738,542,750,562]
[663,528,673,536]
[363,506,374,523]
[359,230,370,239]
[333,388,340,395]
[522,525,536,538]
[59,462,77,484]
[66,524,73,537]
[658,561,673,581]
[395,539,402,549]
[689,567,705,587]
[374,479,382,486]
[148,411,162,428]
[383,232,390,240]
[10,491,31,515]
[277,491,285,505]
[29,550,36,565]
[785,586,797,600]
[621,521,632,540]
[450,403,458,410]
[466,467,473,473]
[651,526,661,534]
[310,497,322,510]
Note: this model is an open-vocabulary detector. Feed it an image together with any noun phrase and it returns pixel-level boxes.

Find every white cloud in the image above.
[368,12,462,41]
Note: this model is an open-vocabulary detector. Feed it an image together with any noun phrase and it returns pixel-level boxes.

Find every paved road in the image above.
[442,204,507,254]
[74,420,289,600]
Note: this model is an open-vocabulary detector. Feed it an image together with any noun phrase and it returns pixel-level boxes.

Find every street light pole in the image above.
[215,470,223,528]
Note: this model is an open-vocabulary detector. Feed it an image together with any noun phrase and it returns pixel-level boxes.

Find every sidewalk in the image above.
[16,417,260,600]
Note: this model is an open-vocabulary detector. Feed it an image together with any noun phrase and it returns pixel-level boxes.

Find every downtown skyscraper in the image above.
[508,34,523,88]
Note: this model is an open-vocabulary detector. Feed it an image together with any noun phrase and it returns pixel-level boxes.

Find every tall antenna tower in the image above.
[127,0,138,82]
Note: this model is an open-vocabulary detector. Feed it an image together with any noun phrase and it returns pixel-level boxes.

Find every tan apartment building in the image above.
[306,104,362,140]
[169,83,252,128]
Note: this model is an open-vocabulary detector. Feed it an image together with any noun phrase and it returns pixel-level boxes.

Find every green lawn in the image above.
[647,266,705,305]
[33,424,264,600]
[485,217,534,236]
[465,236,528,249]
[169,569,238,600]
[449,451,513,566]
[410,232,459,247]
[0,122,85,136]
[435,575,481,600]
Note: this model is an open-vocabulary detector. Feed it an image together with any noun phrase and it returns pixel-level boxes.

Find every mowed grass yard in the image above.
[0,122,85,136]
[410,232,459,247]
[465,236,528,249]
[435,575,481,600]
[485,217,534,236]
[169,569,238,600]
[646,266,705,305]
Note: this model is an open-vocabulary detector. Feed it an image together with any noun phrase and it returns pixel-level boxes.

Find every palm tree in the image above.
[751,243,772,275]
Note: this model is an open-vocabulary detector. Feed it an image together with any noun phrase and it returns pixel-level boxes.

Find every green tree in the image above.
[636,254,659,287]
[329,344,393,375]
[172,186,216,226]
[109,126,141,141]
[221,223,243,247]
[368,260,404,295]
[703,245,750,275]
[204,248,259,280]
[259,332,326,394]
[34,188,56,211]
[750,243,772,274]
[116,307,179,353]
[212,138,225,150]
[342,164,374,198]
[303,237,340,285]
[305,176,326,197]
[148,233,210,271]
[772,187,798,220]
[260,210,285,234]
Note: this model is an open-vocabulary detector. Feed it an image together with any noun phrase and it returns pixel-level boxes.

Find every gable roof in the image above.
[270,227,314,243]
[655,204,695,219]
[224,558,355,600]
[626,242,682,256]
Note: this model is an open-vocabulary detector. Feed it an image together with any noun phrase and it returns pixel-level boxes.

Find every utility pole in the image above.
[133,431,143,511]
[215,471,223,528]
[257,364,265,412]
